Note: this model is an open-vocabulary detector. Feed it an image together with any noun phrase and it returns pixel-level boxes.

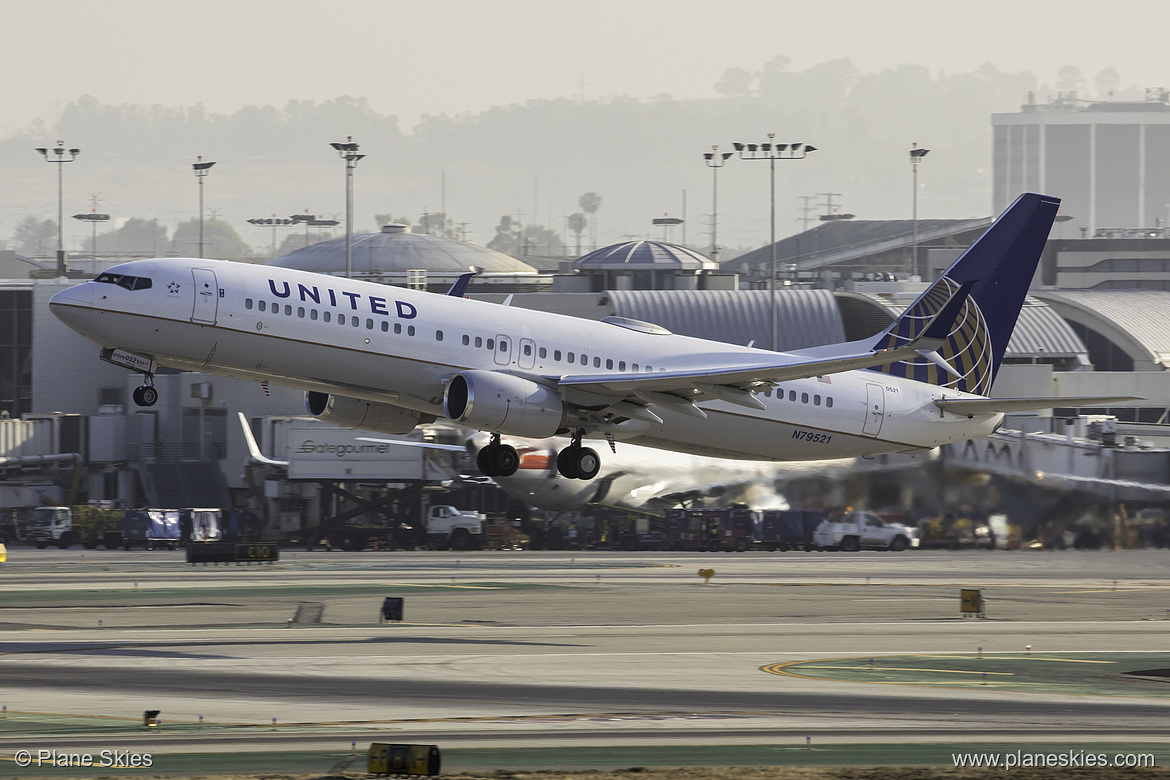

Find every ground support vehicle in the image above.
[424,505,484,550]
[663,507,756,551]
[26,506,123,549]
[122,509,181,550]
[758,509,827,551]
[813,510,918,551]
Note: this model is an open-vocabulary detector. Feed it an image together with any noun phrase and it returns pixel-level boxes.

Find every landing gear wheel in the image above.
[133,385,158,407]
[572,447,601,480]
[477,446,496,477]
[486,443,519,477]
[555,447,579,479]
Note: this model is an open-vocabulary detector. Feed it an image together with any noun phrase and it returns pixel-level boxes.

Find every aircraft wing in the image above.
[553,341,944,418]
[934,396,1143,415]
[355,436,467,452]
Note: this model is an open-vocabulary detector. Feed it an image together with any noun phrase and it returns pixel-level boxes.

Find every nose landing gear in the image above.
[132,377,158,407]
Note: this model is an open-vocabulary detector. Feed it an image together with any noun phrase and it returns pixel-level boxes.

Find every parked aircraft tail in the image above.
[868,192,1060,394]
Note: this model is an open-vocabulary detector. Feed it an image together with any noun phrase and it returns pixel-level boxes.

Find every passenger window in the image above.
[474,336,482,348]
[245,298,253,310]
[581,354,588,365]
[632,363,639,371]
[258,301,266,312]
[789,390,796,401]
[605,358,613,369]
[647,365,653,372]
[567,353,575,364]
[462,335,470,346]
[539,347,547,359]
[297,307,305,318]
[554,350,562,361]
[594,357,601,368]
[618,361,625,371]
[394,323,402,334]
[338,314,346,325]
[381,321,388,332]
[499,339,508,352]
[826,397,834,408]
[311,310,318,321]
[436,330,444,341]
[285,305,292,316]
[801,392,809,404]
[365,319,373,329]
[323,311,331,323]
[408,325,415,336]
[523,344,531,356]
[487,339,495,350]
[814,394,821,406]
[765,389,772,398]
[271,302,278,312]
[352,317,360,327]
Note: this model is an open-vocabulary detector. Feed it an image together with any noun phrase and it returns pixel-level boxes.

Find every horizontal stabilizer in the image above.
[934,396,1143,415]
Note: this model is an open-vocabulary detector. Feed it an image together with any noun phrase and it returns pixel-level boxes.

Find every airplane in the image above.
[460,432,851,513]
[49,193,1137,481]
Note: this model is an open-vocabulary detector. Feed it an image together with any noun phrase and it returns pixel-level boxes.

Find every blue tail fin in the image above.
[868,193,1060,395]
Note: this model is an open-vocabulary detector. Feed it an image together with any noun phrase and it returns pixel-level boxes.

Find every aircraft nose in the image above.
[49,282,94,309]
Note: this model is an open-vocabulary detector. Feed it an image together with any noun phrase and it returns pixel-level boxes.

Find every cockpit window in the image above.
[95,273,152,291]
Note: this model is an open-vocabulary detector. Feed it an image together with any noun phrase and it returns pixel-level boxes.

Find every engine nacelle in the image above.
[443,370,565,438]
[305,391,436,435]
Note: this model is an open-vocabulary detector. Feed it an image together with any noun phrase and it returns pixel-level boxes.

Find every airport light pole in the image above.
[330,137,365,279]
[733,135,816,350]
[35,141,81,276]
[192,157,216,258]
[910,143,929,278]
[703,146,733,263]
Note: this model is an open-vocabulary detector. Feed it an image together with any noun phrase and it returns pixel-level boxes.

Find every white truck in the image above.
[813,510,918,552]
[425,505,485,550]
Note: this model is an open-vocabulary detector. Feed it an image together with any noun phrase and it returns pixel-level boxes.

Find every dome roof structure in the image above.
[270,224,536,277]
[573,240,716,271]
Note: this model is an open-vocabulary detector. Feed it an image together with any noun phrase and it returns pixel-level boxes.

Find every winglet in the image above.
[445,271,478,297]
[237,412,289,467]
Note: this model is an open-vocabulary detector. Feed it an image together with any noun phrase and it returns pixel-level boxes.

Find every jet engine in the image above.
[443,370,565,438]
[305,391,436,435]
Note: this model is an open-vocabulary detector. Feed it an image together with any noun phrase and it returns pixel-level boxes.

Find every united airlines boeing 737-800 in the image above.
[49,193,1133,480]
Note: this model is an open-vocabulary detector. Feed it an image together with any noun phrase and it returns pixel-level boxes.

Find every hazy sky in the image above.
[2,0,1167,135]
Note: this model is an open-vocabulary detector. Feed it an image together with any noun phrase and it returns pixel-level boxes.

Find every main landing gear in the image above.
[554,429,601,480]
[477,434,519,477]
[132,376,158,407]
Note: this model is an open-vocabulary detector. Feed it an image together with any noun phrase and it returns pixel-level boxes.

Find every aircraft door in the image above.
[518,338,536,370]
[493,334,511,366]
[862,383,885,437]
[191,268,219,324]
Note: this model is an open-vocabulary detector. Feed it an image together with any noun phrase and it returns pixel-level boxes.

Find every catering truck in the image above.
[26,506,123,549]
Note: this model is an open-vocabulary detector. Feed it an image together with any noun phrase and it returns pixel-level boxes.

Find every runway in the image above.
[1,549,1168,768]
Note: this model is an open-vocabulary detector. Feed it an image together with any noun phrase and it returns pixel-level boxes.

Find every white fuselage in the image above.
[49,258,1002,461]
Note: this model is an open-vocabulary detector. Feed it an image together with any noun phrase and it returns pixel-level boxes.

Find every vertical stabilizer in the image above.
[868,193,1060,394]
